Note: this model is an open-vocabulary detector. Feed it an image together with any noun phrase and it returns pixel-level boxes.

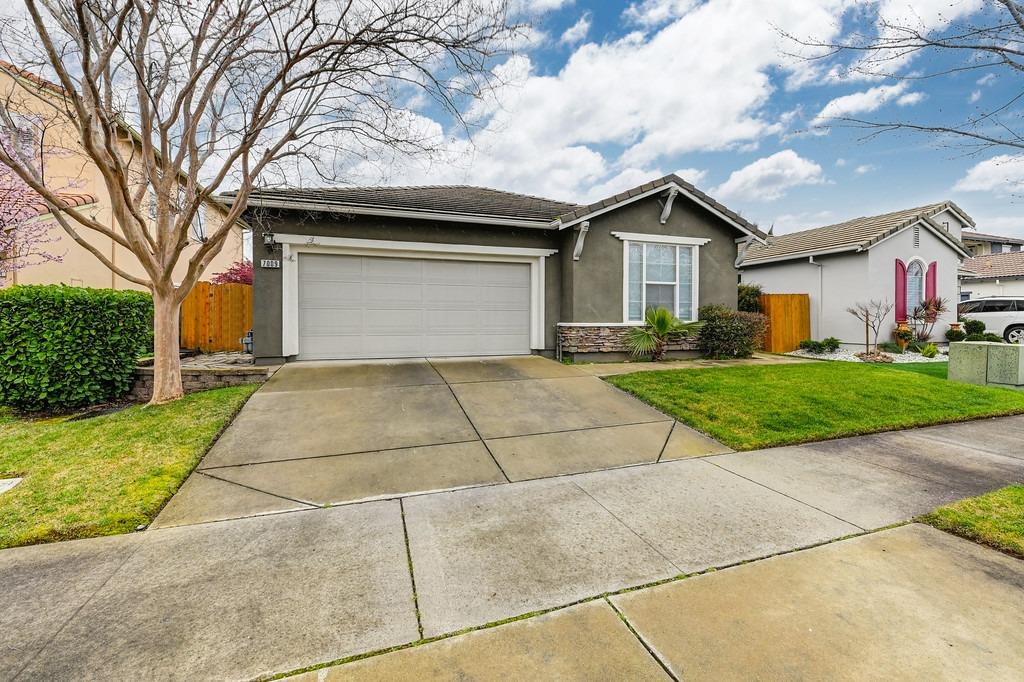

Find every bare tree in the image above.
[847,299,895,353]
[786,0,1024,152]
[0,0,516,403]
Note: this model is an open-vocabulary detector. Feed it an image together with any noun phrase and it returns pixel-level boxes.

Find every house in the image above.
[962,231,1024,256]
[740,203,973,345]
[220,175,768,363]
[960,252,1024,299]
[0,61,245,289]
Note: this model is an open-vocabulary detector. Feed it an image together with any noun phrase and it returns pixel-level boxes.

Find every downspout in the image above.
[734,235,755,268]
[809,256,822,340]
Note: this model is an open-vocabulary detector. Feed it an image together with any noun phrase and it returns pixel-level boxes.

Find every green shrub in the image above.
[0,285,153,411]
[698,305,767,359]
[878,341,903,354]
[822,337,841,352]
[799,339,825,353]
[906,340,927,353]
[965,333,987,342]
[920,343,939,358]
[945,328,967,342]
[963,318,985,335]
[737,283,763,313]
[984,333,1005,343]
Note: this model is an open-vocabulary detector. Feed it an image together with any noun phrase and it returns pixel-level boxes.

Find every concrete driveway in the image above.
[154,356,729,528]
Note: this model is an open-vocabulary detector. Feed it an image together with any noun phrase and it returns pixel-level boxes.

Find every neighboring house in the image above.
[221,175,767,363]
[960,252,1024,299]
[962,231,1024,256]
[0,61,245,290]
[740,203,973,345]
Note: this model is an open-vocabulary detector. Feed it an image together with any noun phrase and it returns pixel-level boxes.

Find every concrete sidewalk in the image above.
[2,416,1023,680]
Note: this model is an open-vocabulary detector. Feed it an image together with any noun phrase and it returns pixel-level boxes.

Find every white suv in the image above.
[958,297,1024,344]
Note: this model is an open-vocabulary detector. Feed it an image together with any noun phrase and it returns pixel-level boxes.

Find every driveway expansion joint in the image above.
[604,596,680,682]
[399,498,425,640]
[196,470,319,509]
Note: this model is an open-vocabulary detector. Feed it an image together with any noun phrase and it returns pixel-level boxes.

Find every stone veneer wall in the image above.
[557,324,700,355]
[128,366,274,401]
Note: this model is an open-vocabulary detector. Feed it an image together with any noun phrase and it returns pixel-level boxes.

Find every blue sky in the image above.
[380,0,1024,239]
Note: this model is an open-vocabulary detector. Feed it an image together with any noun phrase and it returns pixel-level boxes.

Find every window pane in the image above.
[981,300,1013,312]
[906,261,924,312]
[628,242,643,321]
[677,246,694,320]
[646,284,674,313]
[645,243,675,282]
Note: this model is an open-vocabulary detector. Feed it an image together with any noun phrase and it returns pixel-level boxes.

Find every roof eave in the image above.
[226,195,557,229]
[741,244,864,267]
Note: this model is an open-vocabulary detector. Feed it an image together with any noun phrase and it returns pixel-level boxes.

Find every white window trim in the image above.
[620,239,700,324]
[905,255,928,312]
[611,231,711,246]
[275,234,556,357]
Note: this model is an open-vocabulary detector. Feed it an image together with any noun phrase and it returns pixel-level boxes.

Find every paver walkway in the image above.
[3,414,1023,680]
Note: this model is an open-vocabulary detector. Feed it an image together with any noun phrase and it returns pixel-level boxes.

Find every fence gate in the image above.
[760,293,810,353]
[180,282,253,352]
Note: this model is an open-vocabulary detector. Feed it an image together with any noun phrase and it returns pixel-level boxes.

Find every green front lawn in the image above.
[922,485,1024,559]
[884,361,948,379]
[0,385,256,549]
[606,362,1024,450]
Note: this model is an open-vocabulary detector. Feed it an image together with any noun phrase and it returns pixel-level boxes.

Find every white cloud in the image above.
[375,0,850,200]
[835,158,847,167]
[623,0,698,26]
[772,209,836,234]
[560,13,591,45]
[854,164,875,175]
[953,155,1024,194]
[714,150,826,202]
[811,82,912,127]
[511,0,574,15]
[977,73,996,86]
[896,91,925,106]
[969,89,982,103]
[674,167,708,186]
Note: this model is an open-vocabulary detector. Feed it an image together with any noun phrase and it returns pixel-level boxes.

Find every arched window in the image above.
[906,260,924,314]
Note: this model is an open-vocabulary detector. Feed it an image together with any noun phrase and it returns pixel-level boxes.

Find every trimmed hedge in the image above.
[0,285,153,411]
[698,305,767,359]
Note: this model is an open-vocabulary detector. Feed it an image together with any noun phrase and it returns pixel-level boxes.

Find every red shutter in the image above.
[895,258,907,321]
[925,261,937,300]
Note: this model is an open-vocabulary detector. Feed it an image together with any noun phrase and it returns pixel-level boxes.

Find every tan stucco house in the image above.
[0,61,245,290]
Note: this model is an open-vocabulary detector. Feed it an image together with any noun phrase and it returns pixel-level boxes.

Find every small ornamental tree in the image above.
[846,300,894,353]
[0,132,60,280]
[210,260,253,285]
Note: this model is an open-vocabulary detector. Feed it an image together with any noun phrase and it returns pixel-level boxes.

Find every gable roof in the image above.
[962,252,1024,280]
[553,173,768,241]
[961,230,1024,245]
[742,202,972,266]
[224,185,580,228]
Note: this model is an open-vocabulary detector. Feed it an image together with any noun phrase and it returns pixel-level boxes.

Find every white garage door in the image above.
[297,253,532,360]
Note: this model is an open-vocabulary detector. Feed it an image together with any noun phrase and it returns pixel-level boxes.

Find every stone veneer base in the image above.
[128,366,275,401]
[557,324,700,359]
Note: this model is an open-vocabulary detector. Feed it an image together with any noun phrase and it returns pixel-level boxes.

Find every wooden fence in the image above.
[180,282,253,352]
[759,293,810,353]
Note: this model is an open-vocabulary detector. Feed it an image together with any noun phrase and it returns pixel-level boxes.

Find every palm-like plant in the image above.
[626,307,703,361]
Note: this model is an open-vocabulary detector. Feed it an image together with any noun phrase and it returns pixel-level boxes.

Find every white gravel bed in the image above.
[786,348,949,363]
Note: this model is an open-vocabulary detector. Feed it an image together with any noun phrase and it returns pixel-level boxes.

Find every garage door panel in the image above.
[298,253,531,359]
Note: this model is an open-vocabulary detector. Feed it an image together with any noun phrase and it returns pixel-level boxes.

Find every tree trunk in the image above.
[653,338,666,362]
[150,288,184,404]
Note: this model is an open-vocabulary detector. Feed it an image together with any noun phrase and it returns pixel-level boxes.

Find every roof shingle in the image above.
[226,185,581,223]
[962,252,1024,279]
[743,202,972,265]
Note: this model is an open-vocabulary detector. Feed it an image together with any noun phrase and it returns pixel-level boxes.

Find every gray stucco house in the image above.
[222,174,767,364]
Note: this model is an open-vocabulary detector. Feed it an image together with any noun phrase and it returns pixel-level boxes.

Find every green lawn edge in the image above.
[605,362,1024,451]
[0,384,257,550]
[921,485,1024,559]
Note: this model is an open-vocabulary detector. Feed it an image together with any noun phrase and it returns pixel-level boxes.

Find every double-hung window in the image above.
[616,232,705,323]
